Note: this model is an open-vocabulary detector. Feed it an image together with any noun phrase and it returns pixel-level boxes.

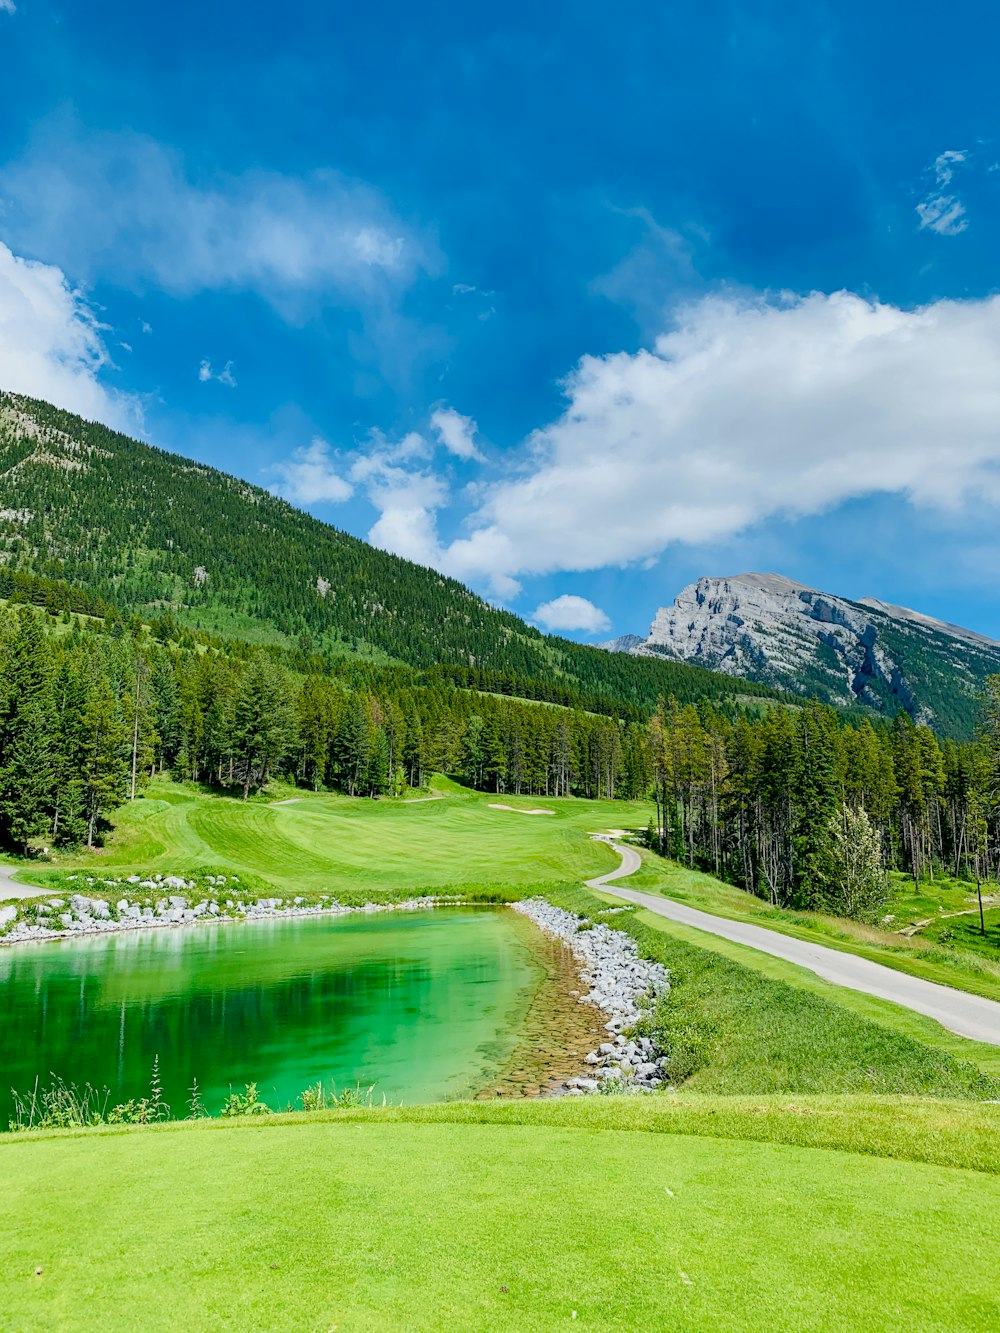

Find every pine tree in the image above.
[0,610,50,769]
[0,698,55,851]
[49,660,89,847]
[231,655,296,798]
[80,676,129,847]
[333,696,371,796]
[791,704,840,908]
[462,715,485,788]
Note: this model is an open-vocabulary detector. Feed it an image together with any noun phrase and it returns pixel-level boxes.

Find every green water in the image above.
[0,909,545,1121]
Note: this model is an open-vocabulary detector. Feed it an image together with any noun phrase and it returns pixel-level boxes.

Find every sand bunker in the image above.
[489,803,556,816]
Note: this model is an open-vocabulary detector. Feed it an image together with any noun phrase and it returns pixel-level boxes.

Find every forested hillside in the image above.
[2,605,999,932]
[0,392,781,718]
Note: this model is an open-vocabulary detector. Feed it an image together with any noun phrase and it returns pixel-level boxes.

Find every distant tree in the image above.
[791,704,840,906]
[814,806,890,923]
[333,696,371,796]
[462,715,485,787]
[80,677,130,847]
[0,699,55,851]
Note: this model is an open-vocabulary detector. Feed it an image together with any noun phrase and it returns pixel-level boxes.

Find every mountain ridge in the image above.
[0,391,784,720]
[604,572,1000,736]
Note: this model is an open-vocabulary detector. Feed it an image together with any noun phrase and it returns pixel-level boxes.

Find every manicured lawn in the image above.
[618,904,1000,1081]
[2,1103,999,1331]
[544,886,1000,1094]
[29,777,648,896]
[624,854,1000,1005]
[6,786,1000,1329]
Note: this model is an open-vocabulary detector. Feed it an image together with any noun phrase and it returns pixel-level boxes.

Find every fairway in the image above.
[39,779,649,895]
[3,1106,999,1332]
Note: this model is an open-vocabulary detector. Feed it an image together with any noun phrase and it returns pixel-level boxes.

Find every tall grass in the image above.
[8,1066,383,1131]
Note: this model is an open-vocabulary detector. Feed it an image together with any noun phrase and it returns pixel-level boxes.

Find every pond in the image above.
[0,908,549,1123]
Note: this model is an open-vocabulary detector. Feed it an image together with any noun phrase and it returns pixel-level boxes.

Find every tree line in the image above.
[647,694,1000,922]
[2,608,999,928]
[2,391,796,727]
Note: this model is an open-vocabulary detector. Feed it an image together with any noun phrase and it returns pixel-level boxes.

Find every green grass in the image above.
[7,785,1000,1328]
[625,854,1000,1004]
[621,905,1000,1080]
[886,869,997,922]
[26,776,648,896]
[2,1100,999,1331]
[14,778,1000,1086]
[548,886,1000,1096]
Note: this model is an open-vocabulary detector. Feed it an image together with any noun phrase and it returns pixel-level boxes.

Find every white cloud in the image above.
[0,124,431,308]
[932,149,967,187]
[0,241,138,429]
[435,289,1000,594]
[0,2,16,14]
[271,422,474,576]
[269,438,353,505]
[533,595,611,634]
[430,406,483,461]
[916,194,967,235]
[349,437,450,568]
[917,148,970,235]
[198,358,237,388]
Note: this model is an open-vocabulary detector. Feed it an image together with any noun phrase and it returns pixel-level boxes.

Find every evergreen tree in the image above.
[0,699,55,851]
[791,705,840,907]
[80,676,129,847]
[333,696,371,796]
[231,655,296,798]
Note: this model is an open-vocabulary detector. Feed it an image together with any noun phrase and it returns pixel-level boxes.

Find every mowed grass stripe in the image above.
[2,1117,998,1331]
[56,779,644,894]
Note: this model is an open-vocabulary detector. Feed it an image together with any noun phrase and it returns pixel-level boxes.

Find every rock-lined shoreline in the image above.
[511,898,671,1093]
[0,873,450,946]
[2,881,674,1100]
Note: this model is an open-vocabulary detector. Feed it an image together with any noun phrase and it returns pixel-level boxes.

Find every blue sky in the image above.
[2,1,1000,639]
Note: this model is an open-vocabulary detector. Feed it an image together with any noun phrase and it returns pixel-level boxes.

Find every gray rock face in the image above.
[597,633,646,654]
[604,572,1000,728]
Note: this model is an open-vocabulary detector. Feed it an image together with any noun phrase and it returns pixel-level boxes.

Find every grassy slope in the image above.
[621,905,1000,1080]
[27,777,646,895]
[2,1103,999,1332]
[548,885,1000,1092]
[622,854,1000,1004]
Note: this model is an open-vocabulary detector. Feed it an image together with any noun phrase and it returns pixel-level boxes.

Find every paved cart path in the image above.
[586,836,1000,1047]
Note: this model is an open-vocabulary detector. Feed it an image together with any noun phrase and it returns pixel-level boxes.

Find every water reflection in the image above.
[0,909,542,1120]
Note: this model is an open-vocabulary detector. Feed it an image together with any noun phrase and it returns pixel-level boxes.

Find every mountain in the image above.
[598,634,645,654]
[0,391,783,719]
[605,573,1000,736]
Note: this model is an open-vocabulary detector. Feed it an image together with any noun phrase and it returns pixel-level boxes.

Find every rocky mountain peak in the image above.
[606,572,1000,734]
